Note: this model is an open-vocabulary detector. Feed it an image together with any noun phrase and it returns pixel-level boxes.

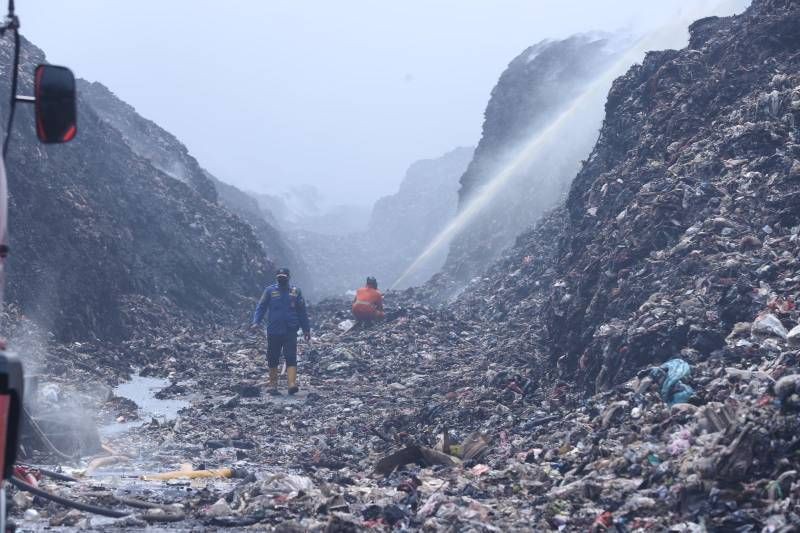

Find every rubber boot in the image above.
[287,366,299,395]
[268,367,281,396]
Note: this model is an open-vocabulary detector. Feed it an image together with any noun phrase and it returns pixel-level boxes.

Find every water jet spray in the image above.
[392,1,744,290]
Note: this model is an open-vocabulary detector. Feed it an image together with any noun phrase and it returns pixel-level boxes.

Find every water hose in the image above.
[30,467,78,483]
[9,476,130,518]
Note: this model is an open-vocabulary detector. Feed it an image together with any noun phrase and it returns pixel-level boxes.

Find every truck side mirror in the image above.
[34,65,76,143]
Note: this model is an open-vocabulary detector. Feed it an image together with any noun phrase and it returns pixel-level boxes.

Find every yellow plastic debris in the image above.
[142,467,234,481]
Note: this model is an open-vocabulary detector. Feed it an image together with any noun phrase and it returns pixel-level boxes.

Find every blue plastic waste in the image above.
[653,358,694,405]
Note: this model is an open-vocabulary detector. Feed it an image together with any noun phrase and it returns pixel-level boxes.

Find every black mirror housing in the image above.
[34,65,76,143]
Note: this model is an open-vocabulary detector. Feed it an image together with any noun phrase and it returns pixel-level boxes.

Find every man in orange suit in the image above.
[352,276,385,322]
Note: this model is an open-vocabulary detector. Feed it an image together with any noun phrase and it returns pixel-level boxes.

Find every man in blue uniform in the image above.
[250,268,311,395]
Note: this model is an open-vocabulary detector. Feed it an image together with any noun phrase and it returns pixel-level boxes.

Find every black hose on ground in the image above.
[22,466,78,483]
[113,495,162,509]
[9,476,130,518]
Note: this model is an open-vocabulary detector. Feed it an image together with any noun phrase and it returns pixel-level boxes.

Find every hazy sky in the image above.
[22,1,748,206]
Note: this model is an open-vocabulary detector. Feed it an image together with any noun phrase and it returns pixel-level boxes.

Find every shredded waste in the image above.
[2,0,800,530]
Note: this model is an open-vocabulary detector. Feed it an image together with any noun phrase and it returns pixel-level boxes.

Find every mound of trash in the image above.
[455,0,800,394]
[2,37,273,342]
[444,32,632,284]
[9,289,800,530]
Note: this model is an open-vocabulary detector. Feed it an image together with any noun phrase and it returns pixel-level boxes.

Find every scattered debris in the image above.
[142,467,239,481]
[5,0,800,531]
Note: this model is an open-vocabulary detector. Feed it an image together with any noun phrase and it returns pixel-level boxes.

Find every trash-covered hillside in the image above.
[3,38,273,341]
[82,80,307,292]
[443,33,631,285]
[455,0,800,393]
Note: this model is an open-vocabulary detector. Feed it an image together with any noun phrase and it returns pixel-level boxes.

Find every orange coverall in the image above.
[352,287,385,321]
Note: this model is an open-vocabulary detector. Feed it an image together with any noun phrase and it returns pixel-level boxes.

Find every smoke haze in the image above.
[22,0,750,208]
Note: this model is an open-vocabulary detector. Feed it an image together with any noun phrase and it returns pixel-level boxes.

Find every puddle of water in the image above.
[100,375,189,437]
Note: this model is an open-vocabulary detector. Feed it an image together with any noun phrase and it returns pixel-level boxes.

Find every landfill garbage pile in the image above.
[453,0,800,394]
[9,0,800,530]
[2,36,273,342]
[8,288,800,530]
[443,32,633,285]
[83,79,311,297]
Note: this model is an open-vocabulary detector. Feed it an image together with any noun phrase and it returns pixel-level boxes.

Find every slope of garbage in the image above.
[542,0,800,393]
[8,288,800,531]
[81,79,309,300]
[443,0,800,393]
[444,32,631,285]
[3,37,273,342]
